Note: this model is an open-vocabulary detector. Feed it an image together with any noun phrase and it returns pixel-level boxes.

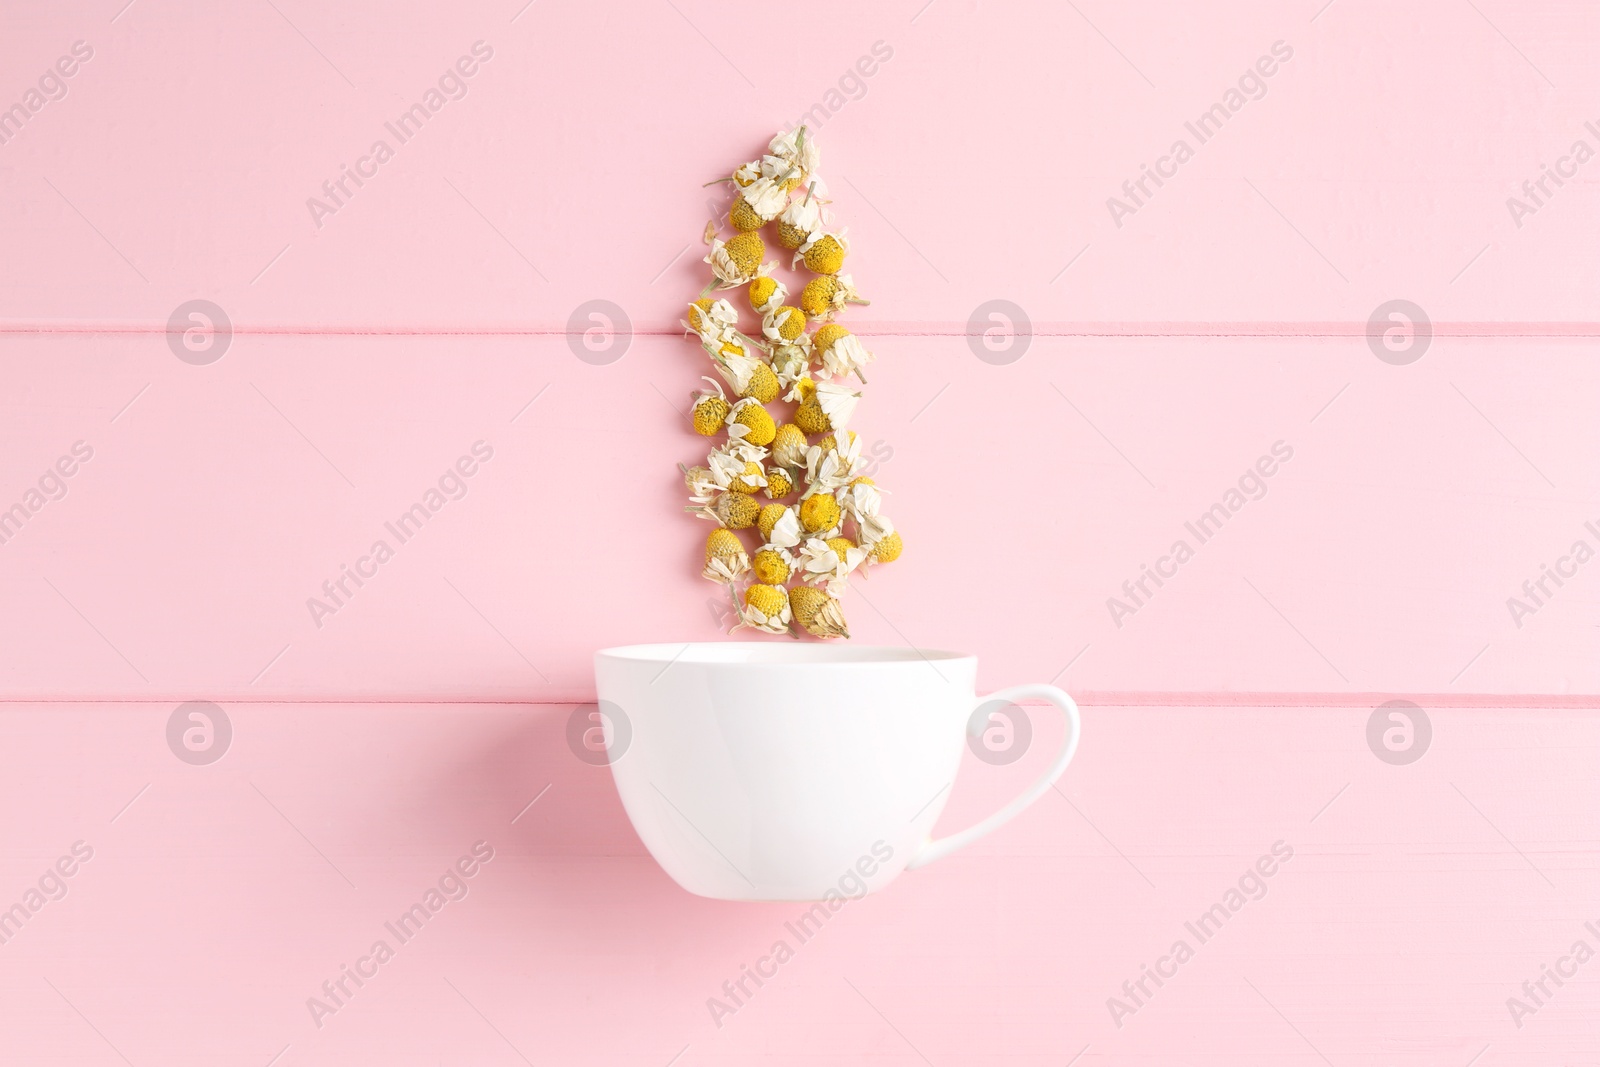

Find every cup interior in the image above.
[597,642,970,667]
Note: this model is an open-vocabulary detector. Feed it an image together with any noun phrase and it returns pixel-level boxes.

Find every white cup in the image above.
[593,642,1081,901]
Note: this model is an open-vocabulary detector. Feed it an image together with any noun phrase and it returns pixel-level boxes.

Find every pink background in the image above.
[1,0,1597,1063]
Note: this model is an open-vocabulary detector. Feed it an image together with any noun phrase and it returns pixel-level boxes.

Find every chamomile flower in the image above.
[768,127,821,178]
[747,276,787,316]
[826,536,865,567]
[726,461,767,494]
[804,433,863,494]
[737,583,792,635]
[683,464,720,504]
[799,273,868,319]
[858,512,896,552]
[867,529,902,564]
[837,478,882,522]
[703,528,750,583]
[765,504,803,550]
[737,176,792,222]
[684,298,739,343]
[798,535,865,596]
[731,161,762,187]
[690,377,730,436]
[776,196,828,250]
[692,490,761,529]
[764,466,793,498]
[707,432,765,465]
[705,232,773,289]
[758,152,806,191]
[751,547,792,585]
[789,585,849,639]
[770,423,809,471]
[714,345,776,401]
[769,345,812,395]
[795,230,848,274]
[727,397,777,447]
[794,394,830,435]
[799,492,841,534]
[705,446,751,491]
[814,381,861,430]
[815,430,857,454]
[814,326,874,382]
[739,362,780,404]
[762,305,808,344]
[728,196,765,232]
[756,502,788,542]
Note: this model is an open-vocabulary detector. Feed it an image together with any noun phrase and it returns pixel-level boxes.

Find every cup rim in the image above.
[595,641,974,666]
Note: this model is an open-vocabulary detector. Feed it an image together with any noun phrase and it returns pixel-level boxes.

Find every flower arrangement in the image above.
[682,127,901,639]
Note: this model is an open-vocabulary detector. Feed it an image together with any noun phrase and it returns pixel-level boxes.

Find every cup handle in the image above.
[904,683,1082,870]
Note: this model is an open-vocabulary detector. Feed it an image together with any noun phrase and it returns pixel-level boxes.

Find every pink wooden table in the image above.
[1,0,1597,1062]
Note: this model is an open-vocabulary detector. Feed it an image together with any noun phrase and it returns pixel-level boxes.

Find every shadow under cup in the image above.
[594,643,980,901]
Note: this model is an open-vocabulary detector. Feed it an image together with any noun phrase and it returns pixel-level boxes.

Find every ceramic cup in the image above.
[593,643,1081,901]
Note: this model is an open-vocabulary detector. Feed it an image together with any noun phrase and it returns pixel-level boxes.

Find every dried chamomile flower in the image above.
[721,434,770,463]
[713,345,775,401]
[693,491,760,529]
[811,322,848,354]
[710,331,751,362]
[731,161,762,187]
[727,397,777,447]
[781,374,815,405]
[683,464,719,504]
[740,361,780,403]
[737,583,792,634]
[767,504,803,550]
[794,393,830,435]
[705,232,772,289]
[814,381,861,430]
[814,325,874,382]
[837,478,882,522]
[726,460,767,494]
[684,297,739,343]
[705,443,752,490]
[768,127,821,178]
[789,585,849,639]
[777,196,827,250]
[748,276,787,315]
[857,512,895,552]
[815,430,858,456]
[737,176,792,223]
[756,502,789,542]
[795,384,859,436]
[751,547,792,585]
[759,152,806,192]
[703,528,750,583]
[796,230,848,275]
[764,466,793,498]
[798,535,865,595]
[799,273,868,319]
[868,529,902,564]
[799,492,841,534]
[762,305,807,344]
[770,423,809,471]
[691,377,730,436]
[805,433,863,495]
[728,196,765,232]
[685,297,714,335]
[769,347,811,395]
